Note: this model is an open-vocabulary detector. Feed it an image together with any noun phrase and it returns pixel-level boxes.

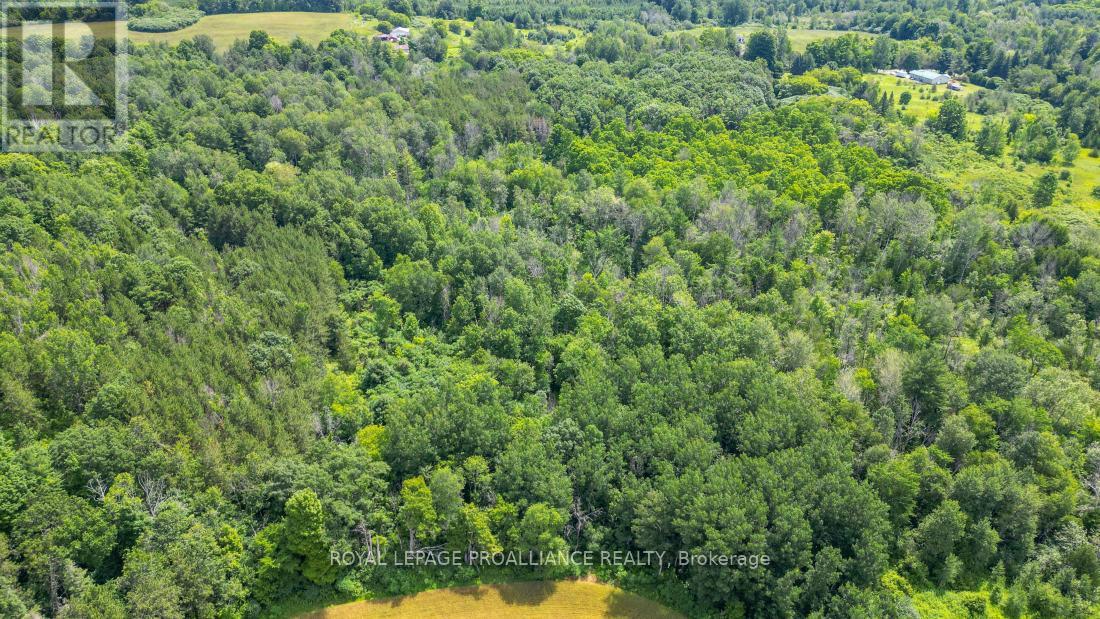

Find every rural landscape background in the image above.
[3,0,1100,616]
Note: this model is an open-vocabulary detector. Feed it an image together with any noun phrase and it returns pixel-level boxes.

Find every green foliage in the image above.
[2,15,1100,619]
[777,75,828,99]
[128,5,203,33]
[518,503,566,553]
[930,98,967,140]
[720,0,749,26]
[473,19,518,52]
[744,30,778,74]
[197,0,342,15]
[414,27,448,62]
[284,490,337,586]
[806,33,876,72]
[400,477,438,550]
[1032,172,1059,208]
[975,118,1006,157]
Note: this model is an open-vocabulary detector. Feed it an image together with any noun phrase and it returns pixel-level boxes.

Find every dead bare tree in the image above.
[1084,447,1100,503]
[137,472,170,517]
[565,497,602,542]
[353,523,384,563]
[86,476,109,502]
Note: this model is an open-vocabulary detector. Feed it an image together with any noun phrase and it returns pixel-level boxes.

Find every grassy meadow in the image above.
[772,27,868,52]
[3,13,582,52]
[1021,148,1100,211]
[865,73,985,130]
[670,24,867,52]
[859,73,1100,213]
[126,12,375,47]
[3,12,377,49]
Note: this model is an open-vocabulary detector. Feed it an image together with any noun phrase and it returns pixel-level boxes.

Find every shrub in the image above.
[128,7,203,32]
[376,8,410,26]
[776,75,828,98]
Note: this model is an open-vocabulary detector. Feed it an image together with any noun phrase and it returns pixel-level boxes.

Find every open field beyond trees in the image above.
[300,580,683,619]
[864,73,985,129]
[4,12,375,48]
[4,14,862,52]
[127,11,374,47]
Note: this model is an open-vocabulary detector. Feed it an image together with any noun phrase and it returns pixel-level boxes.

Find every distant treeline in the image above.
[1,6,117,25]
[196,0,344,14]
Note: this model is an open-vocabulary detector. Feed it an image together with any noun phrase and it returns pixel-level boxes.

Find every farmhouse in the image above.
[910,69,950,85]
[375,27,411,52]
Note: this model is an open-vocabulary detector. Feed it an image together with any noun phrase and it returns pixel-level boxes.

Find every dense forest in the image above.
[4,1,1100,618]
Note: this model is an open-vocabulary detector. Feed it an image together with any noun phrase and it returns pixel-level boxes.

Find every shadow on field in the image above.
[453,580,559,606]
[300,579,684,618]
[605,588,685,618]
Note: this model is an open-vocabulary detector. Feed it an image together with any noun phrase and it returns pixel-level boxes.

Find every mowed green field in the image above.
[865,73,985,130]
[300,580,684,619]
[128,12,375,47]
[781,27,868,52]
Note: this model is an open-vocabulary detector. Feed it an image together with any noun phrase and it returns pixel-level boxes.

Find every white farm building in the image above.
[910,69,950,85]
